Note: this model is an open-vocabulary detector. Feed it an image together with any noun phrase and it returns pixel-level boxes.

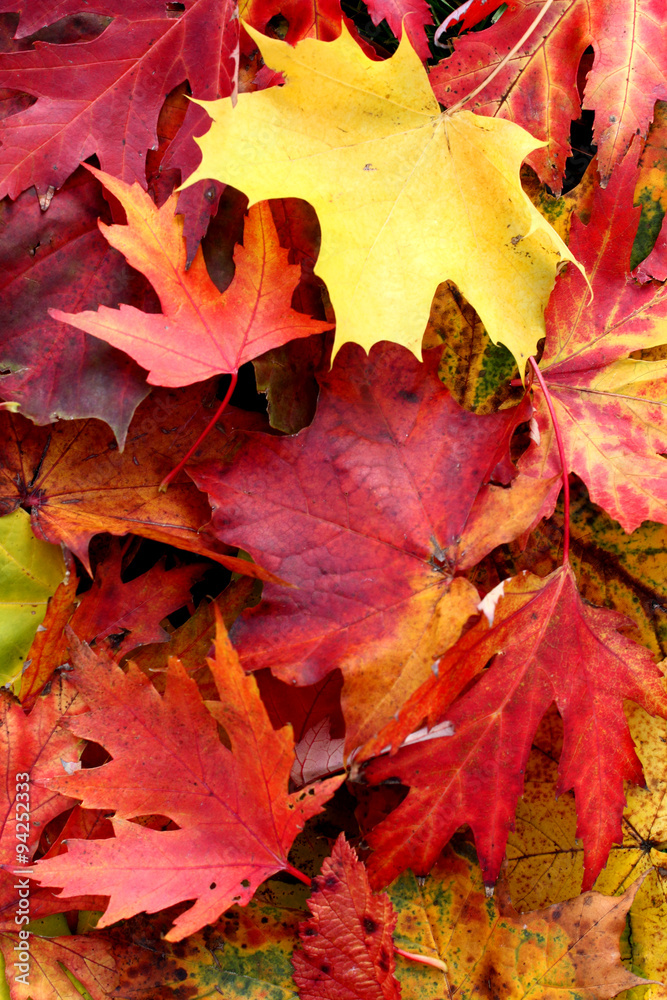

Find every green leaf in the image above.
[0,509,66,685]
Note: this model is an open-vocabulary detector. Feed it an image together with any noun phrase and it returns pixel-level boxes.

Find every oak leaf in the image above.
[51,167,332,387]
[189,342,531,751]
[292,834,400,1000]
[0,0,237,202]
[32,617,345,941]
[362,564,667,891]
[69,540,205,653]
[181,23,582,370]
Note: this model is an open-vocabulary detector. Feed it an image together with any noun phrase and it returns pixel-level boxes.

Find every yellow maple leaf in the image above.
[181,23,585,370]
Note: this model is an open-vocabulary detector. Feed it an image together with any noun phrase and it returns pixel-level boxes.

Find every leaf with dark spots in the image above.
[292,834,401,999]
[32,615,344,940]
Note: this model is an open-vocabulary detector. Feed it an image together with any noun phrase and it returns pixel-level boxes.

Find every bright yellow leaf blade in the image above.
[182,23,585,369]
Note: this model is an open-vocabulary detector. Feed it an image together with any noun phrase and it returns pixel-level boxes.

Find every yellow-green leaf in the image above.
[0,509,66,686]
[389,838,648,1000]
[182,24,584,371]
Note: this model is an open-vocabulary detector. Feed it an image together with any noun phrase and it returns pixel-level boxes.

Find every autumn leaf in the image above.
[508,480,667,658]
[32,615,344,941]
[292,834,401,1000]
[430,0,667,190]
[388,839,649,1000]
[0,929,118,1000]
[181,22,583,370]
[51,167,332,387]
[0,382,281,578]
[107,892,304,999]
[0,166,152,444]
[520,148,667,532]
[0,510,66,685]
[189,342,532,751]
[361,564,667,891]
[0,0,238,201]
[129,575,259,690]
[16,567,78,710]
[68,540,205,653]
[257,670,346,787]
[506,704,667,997]
[362,0,433,60]
[0,681,81,866]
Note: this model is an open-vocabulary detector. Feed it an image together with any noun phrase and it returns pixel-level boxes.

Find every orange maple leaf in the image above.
[50,165,331,387]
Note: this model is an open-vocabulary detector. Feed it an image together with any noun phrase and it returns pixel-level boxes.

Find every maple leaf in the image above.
[181,23,583,370]
[0,382,282,577]
[430,0,667,191]
[520,149,667,531]
[69,540,205,652]
[32,616,345,941]
[388,839,650,1000]
[635,102,667,280]
[105,887,304,998]
[0,681,81,867]
[0,0,237,203]
[50,166,332,387]
[292,834,400,1000]
[361,564,667,891]
[0,165,152,443]
[507,479,667,657]
[189,342,533,751]
[363,0,433,60]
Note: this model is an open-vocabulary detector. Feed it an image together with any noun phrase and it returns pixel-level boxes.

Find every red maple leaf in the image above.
[0,682,81,867]
[32,616,344,941]
[364,0,433,60]
[520,147,667,531]
[292,834,400,1000]
[190,342,530,750]
[430,0,667,191]
[362,565,667,891]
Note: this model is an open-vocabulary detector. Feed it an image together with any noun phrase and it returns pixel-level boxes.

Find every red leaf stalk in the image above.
[159,371,238,492]
[284,862,312,886]
[528,356,569,564]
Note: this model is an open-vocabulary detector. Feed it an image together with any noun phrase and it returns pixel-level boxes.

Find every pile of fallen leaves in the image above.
[1,0,667,996]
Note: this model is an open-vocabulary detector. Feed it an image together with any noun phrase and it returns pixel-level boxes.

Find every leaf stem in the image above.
[447,0,555,114]
[284,863,312,886]
[528,356,569,565]
[159,371,238,492]
[394,945,448,974]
